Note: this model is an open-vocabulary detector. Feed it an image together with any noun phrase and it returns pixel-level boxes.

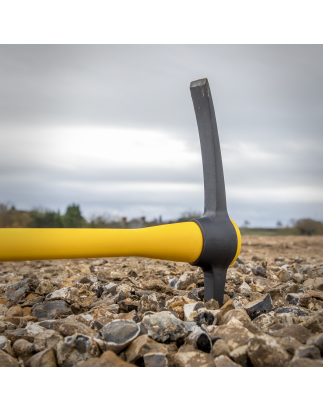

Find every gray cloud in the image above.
[0,45,323,226]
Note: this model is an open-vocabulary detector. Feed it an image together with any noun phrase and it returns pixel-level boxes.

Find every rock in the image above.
[0,304,8,316]
[138,293,159,316]
[0,336,14,357]
[220,299,235,315]
[205,299,220,310]
[0,321,7,333]
[35,280,53,295]
[77,350,137,367]
[96,320,140,354]
[307,290,323,301]
[25,348,57,367]
[285,293,304,305]
[294,345,321,360]
[245,294,274,320]
[20,294,44,307]
[141,279,170,294]
[183,302,201,322]
[143,352,168,367]
[5,328,34,343]
[166,296,197,320]
[33,330,63,352]
[313,278,323,291]
[12,339,35,363]
[0,349,19,367]
[118,298,139,313]
[6,278,38,301]
[57,334,100,366]
[141,311,189,343]
[174,272,197,290]
[212,339,231,358]
[230,345,249,366]
[277,269,291,282]
[214,355,241,367]
[104,283,117,296]
[247,334,291,367]
[220,309,251,325]
[292,273,304,284]
[124,334,168,364]
[174,351,215,367]
[6,305,23,317]
[290,357,323,367]
[185,326,212,353]
[252,266,266,277]
[58,320,96,337]
[211,325,254,351]
[31,300,72,321]
[298,294,312,308]
[302,312,323,334]
[239,282,252,297]
[193,310,220,327]
[270,324,312,344]
[24,322,46,338]
[306,333,323,354]
[18,316,37,328]
[3,316,22,326]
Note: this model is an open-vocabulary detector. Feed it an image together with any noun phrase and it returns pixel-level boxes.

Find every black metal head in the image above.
[189,78,238,305]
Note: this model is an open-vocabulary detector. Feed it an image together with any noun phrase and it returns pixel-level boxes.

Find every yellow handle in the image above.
[0,220,241,264]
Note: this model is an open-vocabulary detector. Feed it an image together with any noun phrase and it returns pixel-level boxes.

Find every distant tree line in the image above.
[0,203,322,235]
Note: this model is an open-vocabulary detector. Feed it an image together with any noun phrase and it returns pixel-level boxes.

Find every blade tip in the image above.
[190,78,209,89]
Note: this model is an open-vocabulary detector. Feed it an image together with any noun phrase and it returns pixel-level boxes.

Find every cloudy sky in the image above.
[1,45,323,227]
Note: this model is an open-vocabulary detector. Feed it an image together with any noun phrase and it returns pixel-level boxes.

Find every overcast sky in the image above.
[1,45,323,227]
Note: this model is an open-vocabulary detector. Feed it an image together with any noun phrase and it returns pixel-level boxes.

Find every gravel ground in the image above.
[1,235,323,367]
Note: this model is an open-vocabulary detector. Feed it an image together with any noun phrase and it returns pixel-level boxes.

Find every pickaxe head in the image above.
[189,78,241,304]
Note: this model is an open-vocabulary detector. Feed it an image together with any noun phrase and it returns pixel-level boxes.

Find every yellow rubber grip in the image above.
[0,220,241,264]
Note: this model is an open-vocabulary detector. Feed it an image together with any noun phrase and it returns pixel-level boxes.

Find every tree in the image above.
[62,204,87,228]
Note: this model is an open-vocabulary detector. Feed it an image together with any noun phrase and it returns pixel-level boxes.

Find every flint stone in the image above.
[294,345,321,360]
[185,326,212,353]
[220,309,251,325]
[0,335,14,357]
[0,349,19,367]
[277,269,292,282]
[57,333,100,366]
[175,272,197,290]
[205,299,220,310]
[6,305,23,317]
[214,355,242,367]
[78,350,136,367]
[245,294,274,320]
[230,345,249,367]
[36,280,54,295]
[307,290,323,301]
[138,293,159,316]
[5,328,34,343]
[248,334,291,367]
[6,278,38,301]
[33,329,63,352]
[144,352,168,367]
[58,320,96,338]
[210,325,254,351]
[0,304,8,316]
[307,333,323,354]
[276,306,309,317]
[0,320,7,333]
[252,266,266,277]
[302,312,323,334]
[97,319,140,354]
[124,334,168,364]
[212,339,231,358]
[290,357,323,367]
[193,310,220,327]
[239,282,252,297]
[12,339,35,362]
[31,300,72,321]
[24,322,46,338]
[174,351,215,367]
[313,277,323,291]
[285,293,304,305]
[270,324,312,344]
[104,283,117,296]
[25,348,57,367]
[141,311,189,343]
[118,298,139,313]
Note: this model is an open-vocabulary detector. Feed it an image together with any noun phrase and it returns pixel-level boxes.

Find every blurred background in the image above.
[1,45,323,233]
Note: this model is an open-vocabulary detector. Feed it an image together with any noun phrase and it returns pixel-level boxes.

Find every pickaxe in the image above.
[0,78,241,305]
